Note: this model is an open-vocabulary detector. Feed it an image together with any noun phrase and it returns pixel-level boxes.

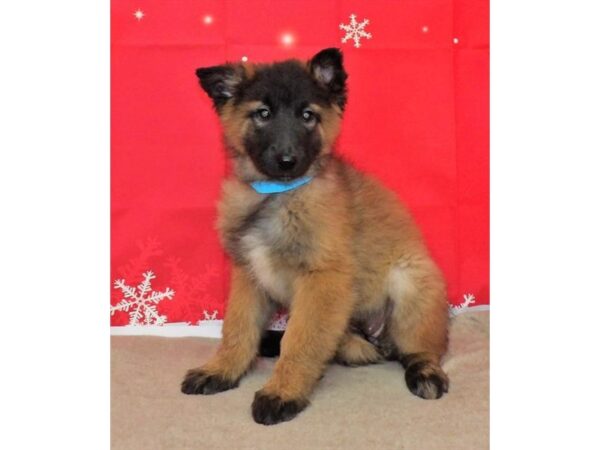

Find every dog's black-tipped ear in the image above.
[195,64,243,108]
[309,48,348,109]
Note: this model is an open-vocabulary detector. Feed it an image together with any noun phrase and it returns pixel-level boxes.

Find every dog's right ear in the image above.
[195,64,243,108]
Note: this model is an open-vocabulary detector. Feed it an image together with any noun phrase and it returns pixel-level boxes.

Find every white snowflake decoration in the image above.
[340,14,372,48]
[449,293,476,317]
[112,271,175,326]
[202,309,218,321]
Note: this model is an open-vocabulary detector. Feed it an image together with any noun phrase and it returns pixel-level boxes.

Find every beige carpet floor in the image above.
[111,311,489,450]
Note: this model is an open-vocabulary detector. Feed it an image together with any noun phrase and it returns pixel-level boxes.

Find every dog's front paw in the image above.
[404,363,449,400]
[251,390,308,425]
[181,369,239,395]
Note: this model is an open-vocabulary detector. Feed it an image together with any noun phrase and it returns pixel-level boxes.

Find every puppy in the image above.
[181,48,449,425]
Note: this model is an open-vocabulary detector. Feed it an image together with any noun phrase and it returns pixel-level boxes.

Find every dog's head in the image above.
[196,48,347,181]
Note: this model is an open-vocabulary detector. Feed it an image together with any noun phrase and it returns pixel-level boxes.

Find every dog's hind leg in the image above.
[334,331,382,366]
[386,257,450,400]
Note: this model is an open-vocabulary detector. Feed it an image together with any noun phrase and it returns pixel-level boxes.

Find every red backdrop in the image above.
[111,0,489,327]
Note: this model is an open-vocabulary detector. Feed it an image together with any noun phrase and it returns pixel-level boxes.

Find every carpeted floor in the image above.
[111,311,489,450]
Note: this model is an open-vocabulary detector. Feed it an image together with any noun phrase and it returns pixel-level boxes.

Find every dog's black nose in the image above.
[276,154,297,171]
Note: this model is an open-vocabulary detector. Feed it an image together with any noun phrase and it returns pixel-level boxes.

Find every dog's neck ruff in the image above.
[250,176,313,194]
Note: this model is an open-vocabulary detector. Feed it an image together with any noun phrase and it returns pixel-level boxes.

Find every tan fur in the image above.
[186,265,273,381]
[220,101,261,155]
[310,103,342,153]
[335,332,383,366]
[261,269,355,401]
[204,159,449,402]
[241,62,256,79]
[187,58,449,410]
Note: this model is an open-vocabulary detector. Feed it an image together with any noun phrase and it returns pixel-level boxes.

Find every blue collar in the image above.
[250,176,313,194]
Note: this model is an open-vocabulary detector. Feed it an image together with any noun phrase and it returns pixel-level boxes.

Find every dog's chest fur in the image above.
[223,191,316,304]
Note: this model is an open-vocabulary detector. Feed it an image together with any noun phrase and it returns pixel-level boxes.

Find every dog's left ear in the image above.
[309,48,348,109]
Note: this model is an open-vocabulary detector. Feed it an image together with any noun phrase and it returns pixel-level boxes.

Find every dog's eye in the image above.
[254,108,271,121]
[302,110,316,124]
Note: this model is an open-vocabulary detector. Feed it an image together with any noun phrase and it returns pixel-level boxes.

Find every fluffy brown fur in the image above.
[181,48,449,425]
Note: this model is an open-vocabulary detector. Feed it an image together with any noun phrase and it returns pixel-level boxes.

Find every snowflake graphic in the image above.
[193,310,220,326]
[201,309,218,321]
[111,271,175,326]
[449,293,476,317]
[340,14,372,48]
[164,258,220,322]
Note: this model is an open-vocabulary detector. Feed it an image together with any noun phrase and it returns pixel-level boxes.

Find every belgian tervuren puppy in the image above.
[181,48,449,425]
